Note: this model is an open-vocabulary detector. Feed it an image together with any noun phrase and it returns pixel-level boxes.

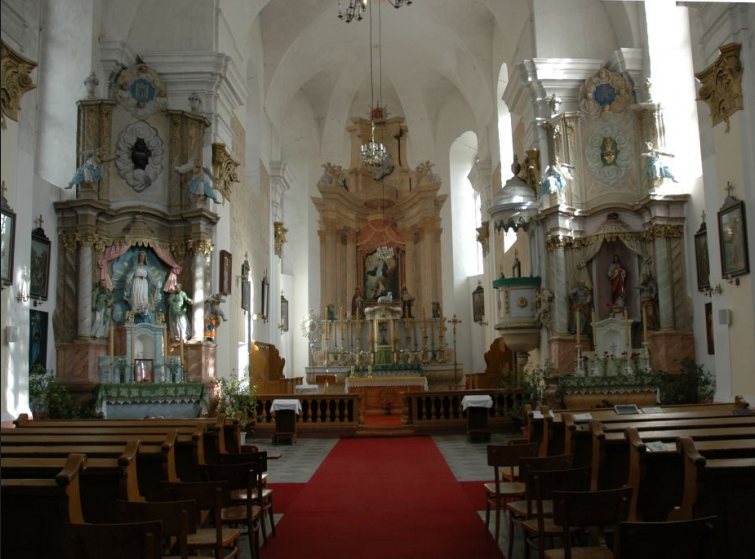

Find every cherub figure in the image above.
[175,157,223,203]
[66,148,117,189]
[641,142,677,184]
[205,293,228,326]
[534,288,554,325]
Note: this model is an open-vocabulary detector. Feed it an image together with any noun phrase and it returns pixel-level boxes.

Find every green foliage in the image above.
[215,370,257,426]
[501,363,555,422]
[29,367,98,419]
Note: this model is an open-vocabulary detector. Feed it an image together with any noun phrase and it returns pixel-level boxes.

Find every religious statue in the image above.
[351,287,365,319]
[637,273,659,331]
[431,301,441,318]
[125,251,157,320]
[326,303,336,321]
[641,142,677,184]
[400,287,415,318]
[175,157,222,203]
[568,281,592,335]
[167,283,193,341]
[607,254,627,315]
[91,279,114,339]
[66,148,117,189]
[205,293,228,327]
[534,288,554,326]
[600,136,619,166]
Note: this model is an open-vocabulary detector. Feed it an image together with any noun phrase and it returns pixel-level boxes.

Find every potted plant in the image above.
[215,369,257,432]
[501,363,551,435]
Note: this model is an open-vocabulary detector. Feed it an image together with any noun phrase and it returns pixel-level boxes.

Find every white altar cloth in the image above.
[461,395,493,411]
[271,399,303,415]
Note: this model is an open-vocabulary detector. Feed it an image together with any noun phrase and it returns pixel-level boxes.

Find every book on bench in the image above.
[614,404,640,415]
[571,413,593,422]
[731,408,755,416]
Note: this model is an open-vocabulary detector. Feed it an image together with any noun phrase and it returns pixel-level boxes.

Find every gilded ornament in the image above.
[76,233,99,248]
[60,233,78,254]
[273,221,288,258]
[476,222,489,258]
[504,290,510,315]
[212,143,240,203]
[1,40,37,128]
[187,239,214,258]
[695,43,743,133]
[580,68,631,119]
[517,297,528,309]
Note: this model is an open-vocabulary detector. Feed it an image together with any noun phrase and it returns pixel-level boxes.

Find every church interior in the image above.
[2,1,755,557]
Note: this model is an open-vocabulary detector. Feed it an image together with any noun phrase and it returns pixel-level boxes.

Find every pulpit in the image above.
[250,342,302,394]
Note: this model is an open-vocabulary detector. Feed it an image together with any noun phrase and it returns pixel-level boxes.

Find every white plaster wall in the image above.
[126,0,215,53]
[531,0,618,59]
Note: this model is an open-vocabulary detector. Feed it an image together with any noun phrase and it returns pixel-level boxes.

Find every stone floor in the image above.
[239,433,527,558]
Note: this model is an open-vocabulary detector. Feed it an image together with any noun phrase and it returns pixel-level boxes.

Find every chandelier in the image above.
[338,1,413,24]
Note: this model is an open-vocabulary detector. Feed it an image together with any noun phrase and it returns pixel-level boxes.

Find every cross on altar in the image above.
[701,209,706,223]
[725,181,735,198]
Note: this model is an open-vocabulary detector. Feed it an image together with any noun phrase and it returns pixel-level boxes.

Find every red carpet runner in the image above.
[264,437,503,559]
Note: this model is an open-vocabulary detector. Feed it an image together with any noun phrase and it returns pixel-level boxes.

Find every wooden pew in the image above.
[1,430,177,501]
[1,453,86,559]
[1,442,140,523]
[8,424,206,481]
[676,437,755,559]
[625,428,755,521]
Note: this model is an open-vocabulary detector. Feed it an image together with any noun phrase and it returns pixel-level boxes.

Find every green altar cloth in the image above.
[96,383,208,419]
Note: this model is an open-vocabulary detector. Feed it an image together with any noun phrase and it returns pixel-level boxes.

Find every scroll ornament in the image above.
[1,40,37,129]
[695,43,744,133]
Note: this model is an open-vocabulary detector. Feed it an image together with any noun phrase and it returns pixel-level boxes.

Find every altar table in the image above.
[345,376,428,416]
[95,382,207,419]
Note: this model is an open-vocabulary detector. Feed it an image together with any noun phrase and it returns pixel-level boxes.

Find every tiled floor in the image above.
[241,433,526,558]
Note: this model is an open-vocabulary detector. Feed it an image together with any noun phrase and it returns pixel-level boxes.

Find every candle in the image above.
[412,319,417,346]
[180,336,185,371]
[422,307,427,331]
[109,320,115,365]
[576,311,581,346]
[642,306,648,343]
[163,326,168,365]
[591,310,597,347]
[624,309,630,346]
[131,321,136,374]
[324,319,329,340]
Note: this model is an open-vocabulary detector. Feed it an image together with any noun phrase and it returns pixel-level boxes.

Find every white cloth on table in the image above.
[271,399,303,415]
[461,395,493,411]
[294,385,319,394]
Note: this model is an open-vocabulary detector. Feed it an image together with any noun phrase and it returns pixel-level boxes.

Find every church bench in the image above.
[588,420,755,492]
[1,431,178,500]
[0,453,86,559]
[624,428,755,522]
[675,437,755,559]
[1,443,141,523]
[8,424,207,481]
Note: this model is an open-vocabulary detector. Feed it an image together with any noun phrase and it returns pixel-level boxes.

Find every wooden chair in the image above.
[485,442,539,542]
[217,451,277,546]
[500,438,533,483]
[165,481,241,559]
[64,520,164,559]
[614,517,717,559]
[505,453,575,559]
[547,487,633,559]
[201,462,263,559]
[521,467,591,559]
[117,500,204,559]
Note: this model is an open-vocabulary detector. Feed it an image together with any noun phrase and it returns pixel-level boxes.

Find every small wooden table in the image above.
[271,399,302,445]
[462,395,493,442]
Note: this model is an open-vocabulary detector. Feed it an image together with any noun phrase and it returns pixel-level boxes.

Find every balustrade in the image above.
[254,394,362,425]
[405,389,523,425]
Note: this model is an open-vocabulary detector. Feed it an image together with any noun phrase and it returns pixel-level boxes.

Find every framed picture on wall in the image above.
[240,257,250,312]
[694,222,711,291]
[134,359,153,383]
[718,198,749,278]
[280,294,289,332]
[260,270,269,322]
[30,226,51,300]
[29,310,48,372]
[472,282,484,324]
[705,302,714,355]
[1,194,16,287]
[219,250,232,296]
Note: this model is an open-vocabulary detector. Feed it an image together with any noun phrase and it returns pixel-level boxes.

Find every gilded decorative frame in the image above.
[718,199,749,278]
[219,250,232,296]
[30,226,51,300]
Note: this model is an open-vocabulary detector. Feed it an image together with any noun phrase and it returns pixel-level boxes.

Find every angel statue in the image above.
[66,148,117,189]
[175,157,222,203]
[205,293,228,327]
[641,142,678,184]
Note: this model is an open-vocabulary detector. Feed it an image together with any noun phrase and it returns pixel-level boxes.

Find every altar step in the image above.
[356,424,417,438]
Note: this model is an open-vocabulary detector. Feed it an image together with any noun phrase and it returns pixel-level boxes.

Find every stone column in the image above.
[654,236,675,330]
[77,237,94,339]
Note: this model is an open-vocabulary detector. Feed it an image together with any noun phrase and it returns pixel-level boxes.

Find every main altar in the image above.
[344,376,428,417]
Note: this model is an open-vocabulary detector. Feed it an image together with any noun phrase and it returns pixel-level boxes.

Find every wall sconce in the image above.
[16,281,29,303]
[702,283,722,297]
[726,275,740,287]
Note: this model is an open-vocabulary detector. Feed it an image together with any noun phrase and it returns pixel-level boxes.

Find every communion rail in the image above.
[404,388,524,433]
[253,394,362,437]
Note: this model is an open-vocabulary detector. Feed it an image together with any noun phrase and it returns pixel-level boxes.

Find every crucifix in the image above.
[725,181,735,198]
[35,214,44,230]
[449,314,462,389]
[701,209,706,224]
[610,342,618,356]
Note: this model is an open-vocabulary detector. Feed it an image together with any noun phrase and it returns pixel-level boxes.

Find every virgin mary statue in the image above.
[125,251,156,319]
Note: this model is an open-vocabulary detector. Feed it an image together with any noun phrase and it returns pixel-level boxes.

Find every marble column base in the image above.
[55,340,108,398]
[184,340,217,389]
[548,337,578,374]
[649,330,695,372]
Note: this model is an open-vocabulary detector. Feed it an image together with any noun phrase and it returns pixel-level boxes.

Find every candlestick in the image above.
[180,336,185,372]
[131,320,136,376]
[642,306,648,343]
[591,310,597,349]
[422,307,427,332]
[412,319,418,350]
[576,311,581,346]
[624,309,630,347]
[163,326,168,365]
